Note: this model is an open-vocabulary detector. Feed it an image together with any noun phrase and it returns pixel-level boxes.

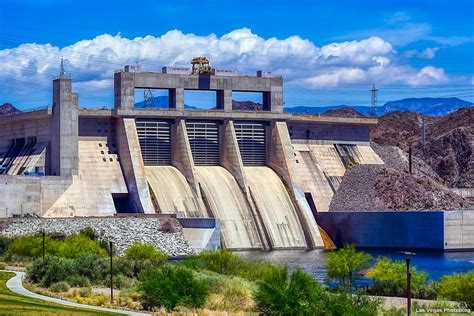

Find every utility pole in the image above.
[109,241,114,303]
[421,114,426,146]
[370,84,378,117]
[406,258,412,316]
[408,147,413,175]
[42,229,45,260]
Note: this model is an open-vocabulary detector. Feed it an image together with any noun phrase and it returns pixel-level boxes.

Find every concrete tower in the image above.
[50,78,79,176]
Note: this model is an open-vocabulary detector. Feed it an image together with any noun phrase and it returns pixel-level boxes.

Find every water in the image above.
[238,250,474,284]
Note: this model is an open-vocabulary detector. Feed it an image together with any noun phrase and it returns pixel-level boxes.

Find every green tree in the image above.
[437,271,474,309]
[367,257,427,297]
[139,264,209,311]
[5,234,60,261]
[326,244,372,287]
[254,266,327,315]
[58,234,106,259]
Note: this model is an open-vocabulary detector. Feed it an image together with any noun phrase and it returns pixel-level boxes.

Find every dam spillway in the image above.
[245,166,307,249]
[195,166,262,250]
[146,166,207,218]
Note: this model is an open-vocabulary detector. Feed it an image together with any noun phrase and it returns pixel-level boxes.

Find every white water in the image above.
[146,166,207,218]
[196,166,262,250]
[245,166,307,249]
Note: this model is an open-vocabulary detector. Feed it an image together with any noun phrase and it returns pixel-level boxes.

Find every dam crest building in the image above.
[0,65,383,250]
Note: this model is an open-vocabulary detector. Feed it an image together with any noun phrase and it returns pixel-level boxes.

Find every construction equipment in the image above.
[191,57,213,74]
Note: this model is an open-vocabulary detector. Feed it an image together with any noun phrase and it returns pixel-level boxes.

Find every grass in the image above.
[0,271,116,315]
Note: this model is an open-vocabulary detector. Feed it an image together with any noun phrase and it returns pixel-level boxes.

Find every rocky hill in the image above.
[321,106,365,118]
[0,103,21,115]
[371,107,473,188]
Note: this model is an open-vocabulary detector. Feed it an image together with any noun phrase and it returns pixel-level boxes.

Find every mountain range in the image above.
[135,96,472,116]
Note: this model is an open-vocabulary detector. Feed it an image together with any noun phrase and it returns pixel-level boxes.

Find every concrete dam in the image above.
[0,64,384,250]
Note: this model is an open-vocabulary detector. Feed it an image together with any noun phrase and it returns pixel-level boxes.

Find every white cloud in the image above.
[404,47,439,59]
[407,66,448,86]
[0,28,457,103]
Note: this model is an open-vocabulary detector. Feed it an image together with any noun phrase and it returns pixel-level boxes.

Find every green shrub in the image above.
[326,290,381,316]
[367,257,428,298]
[66,275,91,288]
[254,267,327,315]
[79,227,97,241]
[195,270,256,312]
[437,271,474,309]
[139,264,209,311]
[26,256,75,287]
[0,236,12,255]
[50,281,70,293]
[72,251,108,285]
[79,287,92,297]
[237,260,281,282]
[195,250,242,275]
[5,234,59,261]
[326,244,372,287]
[0,262,6,270]
[114,274,136,289]
[124,243,167,277]
[58,235,106,259]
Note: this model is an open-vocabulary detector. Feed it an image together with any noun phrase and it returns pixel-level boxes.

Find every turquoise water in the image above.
[238,250,474,283]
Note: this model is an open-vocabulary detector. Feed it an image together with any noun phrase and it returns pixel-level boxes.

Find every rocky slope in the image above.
[371,107,473,188]
[321,106,365,118]
[329,143,469,211]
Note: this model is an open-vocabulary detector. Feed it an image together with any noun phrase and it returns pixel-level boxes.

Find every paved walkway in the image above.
[3,271,150,315]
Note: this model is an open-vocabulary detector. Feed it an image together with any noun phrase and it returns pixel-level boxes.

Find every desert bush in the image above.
[326,244,372,287]
[66,275,91,288]
[79,227,97,241]
[195,270,255,312]
[27,255,74,287]
[72,251,108,285]
[79,287,92,297]
[325,290,381,316]
[237,259,281,282]
[437,271,474,309]
[0,262,6,269]
[139,264,209,311]
[50,281,70,293]
[114,274,137,289]
[194,250,242,275]
[255,266,327,315]
[58,235,106,259]
[367,257,428,298]
[124,243,167,278]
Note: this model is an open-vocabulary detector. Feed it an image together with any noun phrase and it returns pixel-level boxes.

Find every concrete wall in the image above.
[444,210,474,250]
[317,211,446,250]
[288,122,370,143]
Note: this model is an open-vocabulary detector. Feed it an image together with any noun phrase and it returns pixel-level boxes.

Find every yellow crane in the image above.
[191,57,213,74]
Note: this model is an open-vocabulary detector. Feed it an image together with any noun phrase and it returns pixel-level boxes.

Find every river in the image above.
[238,249,474,284]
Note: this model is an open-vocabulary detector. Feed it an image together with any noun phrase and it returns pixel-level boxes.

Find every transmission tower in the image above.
[370,83,378,117]
[143,89,155,107]
[59,57,67,79]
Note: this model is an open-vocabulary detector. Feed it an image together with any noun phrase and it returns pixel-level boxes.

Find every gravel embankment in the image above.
[0,217,194,257]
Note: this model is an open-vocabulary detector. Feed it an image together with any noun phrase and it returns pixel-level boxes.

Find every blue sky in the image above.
[0,0,473,109]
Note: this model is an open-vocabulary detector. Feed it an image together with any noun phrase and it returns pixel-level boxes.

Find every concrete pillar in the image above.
[267,121,324,249]
[116,118,154,214]
[217,90,232,112]
[114,72,135,109]
[50,78,78,176]
[220,120,248,191]
[171,119,201,196]
[169,88,184,110]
